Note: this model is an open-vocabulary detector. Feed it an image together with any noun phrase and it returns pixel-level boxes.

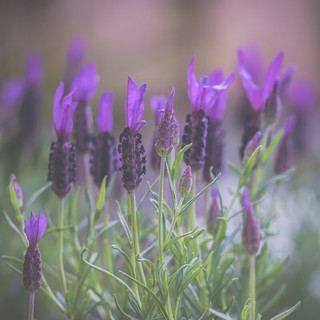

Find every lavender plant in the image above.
[1,47,303,320]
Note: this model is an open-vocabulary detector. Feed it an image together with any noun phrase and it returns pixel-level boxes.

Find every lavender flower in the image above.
[207,187,221,236]
[155,88,179,158]
[182,56,234,172]
[48,82,77,198]
[241,188,261,255]
[72,63,99,153]
[179,166,192,198]
[23,212,47,292]
[118,76,147,192]
[203,68,235,180]
[90,92,117,188]
[274,115,296,174]
[264,81,280,125]
[149,96,166,171]
[238,49,283,159]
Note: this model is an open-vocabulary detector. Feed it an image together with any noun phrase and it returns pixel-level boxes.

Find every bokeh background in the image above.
[1,0,319,318]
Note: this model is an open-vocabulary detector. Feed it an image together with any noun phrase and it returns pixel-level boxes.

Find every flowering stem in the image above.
[159,157,165,267]
[58,198,67,296]
[128,191,146,307]
[249,255,256,320]
[28,292,35,320]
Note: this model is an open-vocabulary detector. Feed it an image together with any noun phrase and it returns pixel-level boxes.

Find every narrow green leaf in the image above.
[239,146,261,189]
[241,299,250,320]
[227,161,241,176]
[208,308,233,320]
[171,143,192,180]
[119,271,169,320]
[270,301,301,320]
[3,212,27,246]
[261,130,283,164]
[25,182,51,212]
[114,295,136,320]
[116,201,131,242]
[164,228,197,251]
[112,245,133,275]
[96,176,107,214]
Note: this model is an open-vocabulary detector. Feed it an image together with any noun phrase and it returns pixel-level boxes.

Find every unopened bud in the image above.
[179,166,192,198]
[264,81,280,125]
[207,187,221,236]
[8,174,23,209]
[242,131,263,165]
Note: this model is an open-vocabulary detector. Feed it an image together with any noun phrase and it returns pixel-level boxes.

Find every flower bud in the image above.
[241,188,261,255]
[179,166,192,198]
[8,174,23,209]
[264,81,280,125]
[207,187,221,236]
[242,131,263,165]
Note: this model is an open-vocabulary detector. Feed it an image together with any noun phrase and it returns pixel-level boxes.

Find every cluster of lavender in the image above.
[3,40,316,319]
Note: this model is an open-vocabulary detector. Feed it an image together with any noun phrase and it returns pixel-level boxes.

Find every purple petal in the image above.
[209,68,224,85]
[125,76,147,132]
[68,37,86,69]
[242,188,254,216]
[97,92,114,133]
[72,63,100,102]
[165,88,175,115]
[53,82,65,134]
[26,52,42,86]
[151,95,166,123]
[187,56,198,109]
[238,49,262,111]
[24,211,47,246]
[240,46,263,84]
[262,51,283,103]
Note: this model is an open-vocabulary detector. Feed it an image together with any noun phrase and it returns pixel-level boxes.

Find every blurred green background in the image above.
[1,0,319,318]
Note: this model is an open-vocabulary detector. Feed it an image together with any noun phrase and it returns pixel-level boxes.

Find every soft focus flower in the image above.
[26,52,42,87]
[23,212,47,292]
[119,76,147,192]
[207,187,221,236]
[274,115,296,174]
[53,82,77,142]
[91,92,117,188]
[237,49,283,113]
[264,81,280,125]
[241,188,261,255]
[155,88,179,157]
[0,78,25,109]
[71,63,99,103]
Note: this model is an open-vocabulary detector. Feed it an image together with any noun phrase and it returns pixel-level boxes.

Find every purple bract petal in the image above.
[165,88,175,115]
[125,76,147,134]
[26,52,42,86]
[151,95,166,124]
[97,92,114,133]
[283,115,296,135]
[71,63,99,102]
[24,212,47,247]
[53,82,77,141]
[68,37,87,70]
[242,188,254,216]
[188,56,199,109]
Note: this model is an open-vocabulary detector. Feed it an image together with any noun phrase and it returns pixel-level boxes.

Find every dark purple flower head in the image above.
[188,56,235,112]
[71,63,100,102]
[53,82,77,142]
[24,212,47,248]
[155,88,177,157]
[125,76,147,135]
[26,52,42,87]
[97,92,114,133]
[151,95,166,124]
[241,188,261,255]
[238,49,283,112]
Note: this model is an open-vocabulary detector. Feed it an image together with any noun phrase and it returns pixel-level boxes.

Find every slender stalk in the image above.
[159,157,165,266]
[58,198,67,296]
[28,292,35,320]
[249,255,256,320]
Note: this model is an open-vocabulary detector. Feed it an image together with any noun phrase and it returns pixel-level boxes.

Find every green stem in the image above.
[28,292,35,320]
[159,158,165,266]
[249,255,256,320]
[58,198,67,296]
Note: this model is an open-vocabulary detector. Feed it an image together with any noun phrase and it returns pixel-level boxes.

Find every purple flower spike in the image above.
[24,212,47,248]
[243,131,263,165]
[0,78,25,109]
[242,188,261,255]
[53,82,77,142]
[125,76,147,134]
[97,92,114,133]
[238,49,283,112]
[283,114,296,136]
[68,37,87,72]
[72,63,100,102]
